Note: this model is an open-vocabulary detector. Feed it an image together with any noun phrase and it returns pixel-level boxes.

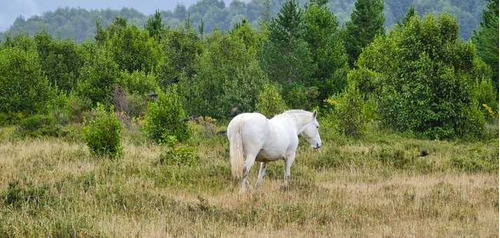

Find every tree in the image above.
[344,0,385,67]
[260,0,315,108]
[354,13,488,139]
[77,46,119,105]
[181,30,266,118]
[0,46,51,114]
[99,18,160,74]
[156,26,203,89]
[34,32,84,93]
[146,10,166,42]
[143,88,189,143]
[472,0,499,94]
[303,2,349,102]
[256,83,288,117]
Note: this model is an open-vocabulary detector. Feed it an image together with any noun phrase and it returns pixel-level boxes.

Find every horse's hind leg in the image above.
[240,153,257,193]
[255,162,268,189]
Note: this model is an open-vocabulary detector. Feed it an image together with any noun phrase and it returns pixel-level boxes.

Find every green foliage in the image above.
[260,0,315,95]
[156,26,202,89]
[117,71,160,95]
[344,0,385,66]
[475,78,498,121]
[450,154,499,172]
[146,10,166,42]
[47,93,92,124]
[143,88,189,143]
[34,32,85,92]
[82,104,122,158]
[15,114,62,138]
[3,1,487,43]
[182,30,266,118]
[356,13,488,139]
[77,46,119,105]
[1,181,51,208]
[0,46,52,115]
[329,82,365,136]
[256,83,288,117]
[303,2,349,100]
[156,136,199,166]
[472,0,499,93]
[98,18,160,73]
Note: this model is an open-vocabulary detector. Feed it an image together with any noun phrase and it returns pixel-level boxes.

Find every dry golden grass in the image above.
[0,126,498,237]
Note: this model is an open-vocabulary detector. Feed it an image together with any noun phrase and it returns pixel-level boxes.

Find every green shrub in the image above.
[330,82,365,136]
[82,104,122,158]
[15,114,62,138]
[126,94,150,118]
[255,83,287,117]
[355,14,488,139]
[474,78,498,121]
[143,88,189,143]
[450,155,499,172]
[0,47,52,114]
[156,136,199,166]
[117,70,160,95]
[284,84,319,110]
[77,47,119,105]
[0,112,29,126]
[47,93,92,125]
[1,181,51,208]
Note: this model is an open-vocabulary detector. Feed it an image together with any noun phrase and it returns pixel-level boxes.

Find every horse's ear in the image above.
[313,110,317,119]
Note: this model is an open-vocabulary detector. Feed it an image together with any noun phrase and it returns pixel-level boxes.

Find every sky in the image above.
[0,0,239,31]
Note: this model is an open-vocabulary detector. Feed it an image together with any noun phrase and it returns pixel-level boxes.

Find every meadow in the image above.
[0,120,497,237]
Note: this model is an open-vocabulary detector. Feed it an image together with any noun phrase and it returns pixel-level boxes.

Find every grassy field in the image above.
[0,121,498,237]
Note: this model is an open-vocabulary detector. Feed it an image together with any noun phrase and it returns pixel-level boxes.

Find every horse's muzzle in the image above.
[313,143,321,149]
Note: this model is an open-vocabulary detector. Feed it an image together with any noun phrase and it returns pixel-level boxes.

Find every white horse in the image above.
[227,110,321,192]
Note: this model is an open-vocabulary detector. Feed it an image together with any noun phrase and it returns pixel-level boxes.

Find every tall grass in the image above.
[0,122,497,237]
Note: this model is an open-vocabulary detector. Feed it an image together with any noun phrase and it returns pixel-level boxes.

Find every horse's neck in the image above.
[280,112,311,135]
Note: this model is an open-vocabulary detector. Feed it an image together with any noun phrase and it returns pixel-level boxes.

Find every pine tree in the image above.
[472,0,499,93]
[344,0,385,67]
[145,10,164,42]
[399,5,417,26]
[261,0,314,86]
[303,2,349,101]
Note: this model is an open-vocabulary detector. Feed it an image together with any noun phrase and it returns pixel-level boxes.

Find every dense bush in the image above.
[34,32,85,93]
[77,47,119,106]
[82,104,122,158]
[0,46,52,115]
[181,28,266,118]
[328,82,365,136]
[156,136,199,167]
[47,93,92,124]
[117,71,159,95]
[15,114,62,138]
[255,83,287,118]
[143,88,189,143]
[354,13,489,139]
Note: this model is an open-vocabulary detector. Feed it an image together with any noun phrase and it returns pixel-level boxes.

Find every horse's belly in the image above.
[256,149,283,162]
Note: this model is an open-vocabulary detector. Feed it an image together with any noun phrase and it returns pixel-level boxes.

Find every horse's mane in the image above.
[281,110,312,116]
[272,110,312,120]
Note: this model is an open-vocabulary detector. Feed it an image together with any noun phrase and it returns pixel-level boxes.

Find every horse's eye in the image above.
[316,126,319,129]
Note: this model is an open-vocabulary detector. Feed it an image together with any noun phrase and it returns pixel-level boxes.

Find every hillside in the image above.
[1,0,487,42]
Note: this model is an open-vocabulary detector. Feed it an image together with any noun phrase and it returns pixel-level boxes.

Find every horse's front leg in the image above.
[284,152,296,190]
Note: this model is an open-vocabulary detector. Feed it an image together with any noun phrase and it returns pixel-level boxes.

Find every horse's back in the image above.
[227,112,269,150]
[228,113,268,136]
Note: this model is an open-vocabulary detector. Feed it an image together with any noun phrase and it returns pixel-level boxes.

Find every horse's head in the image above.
[301,110,322,149]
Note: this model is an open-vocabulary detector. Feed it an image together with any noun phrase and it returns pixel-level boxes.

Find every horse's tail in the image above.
[229,119,244,179]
